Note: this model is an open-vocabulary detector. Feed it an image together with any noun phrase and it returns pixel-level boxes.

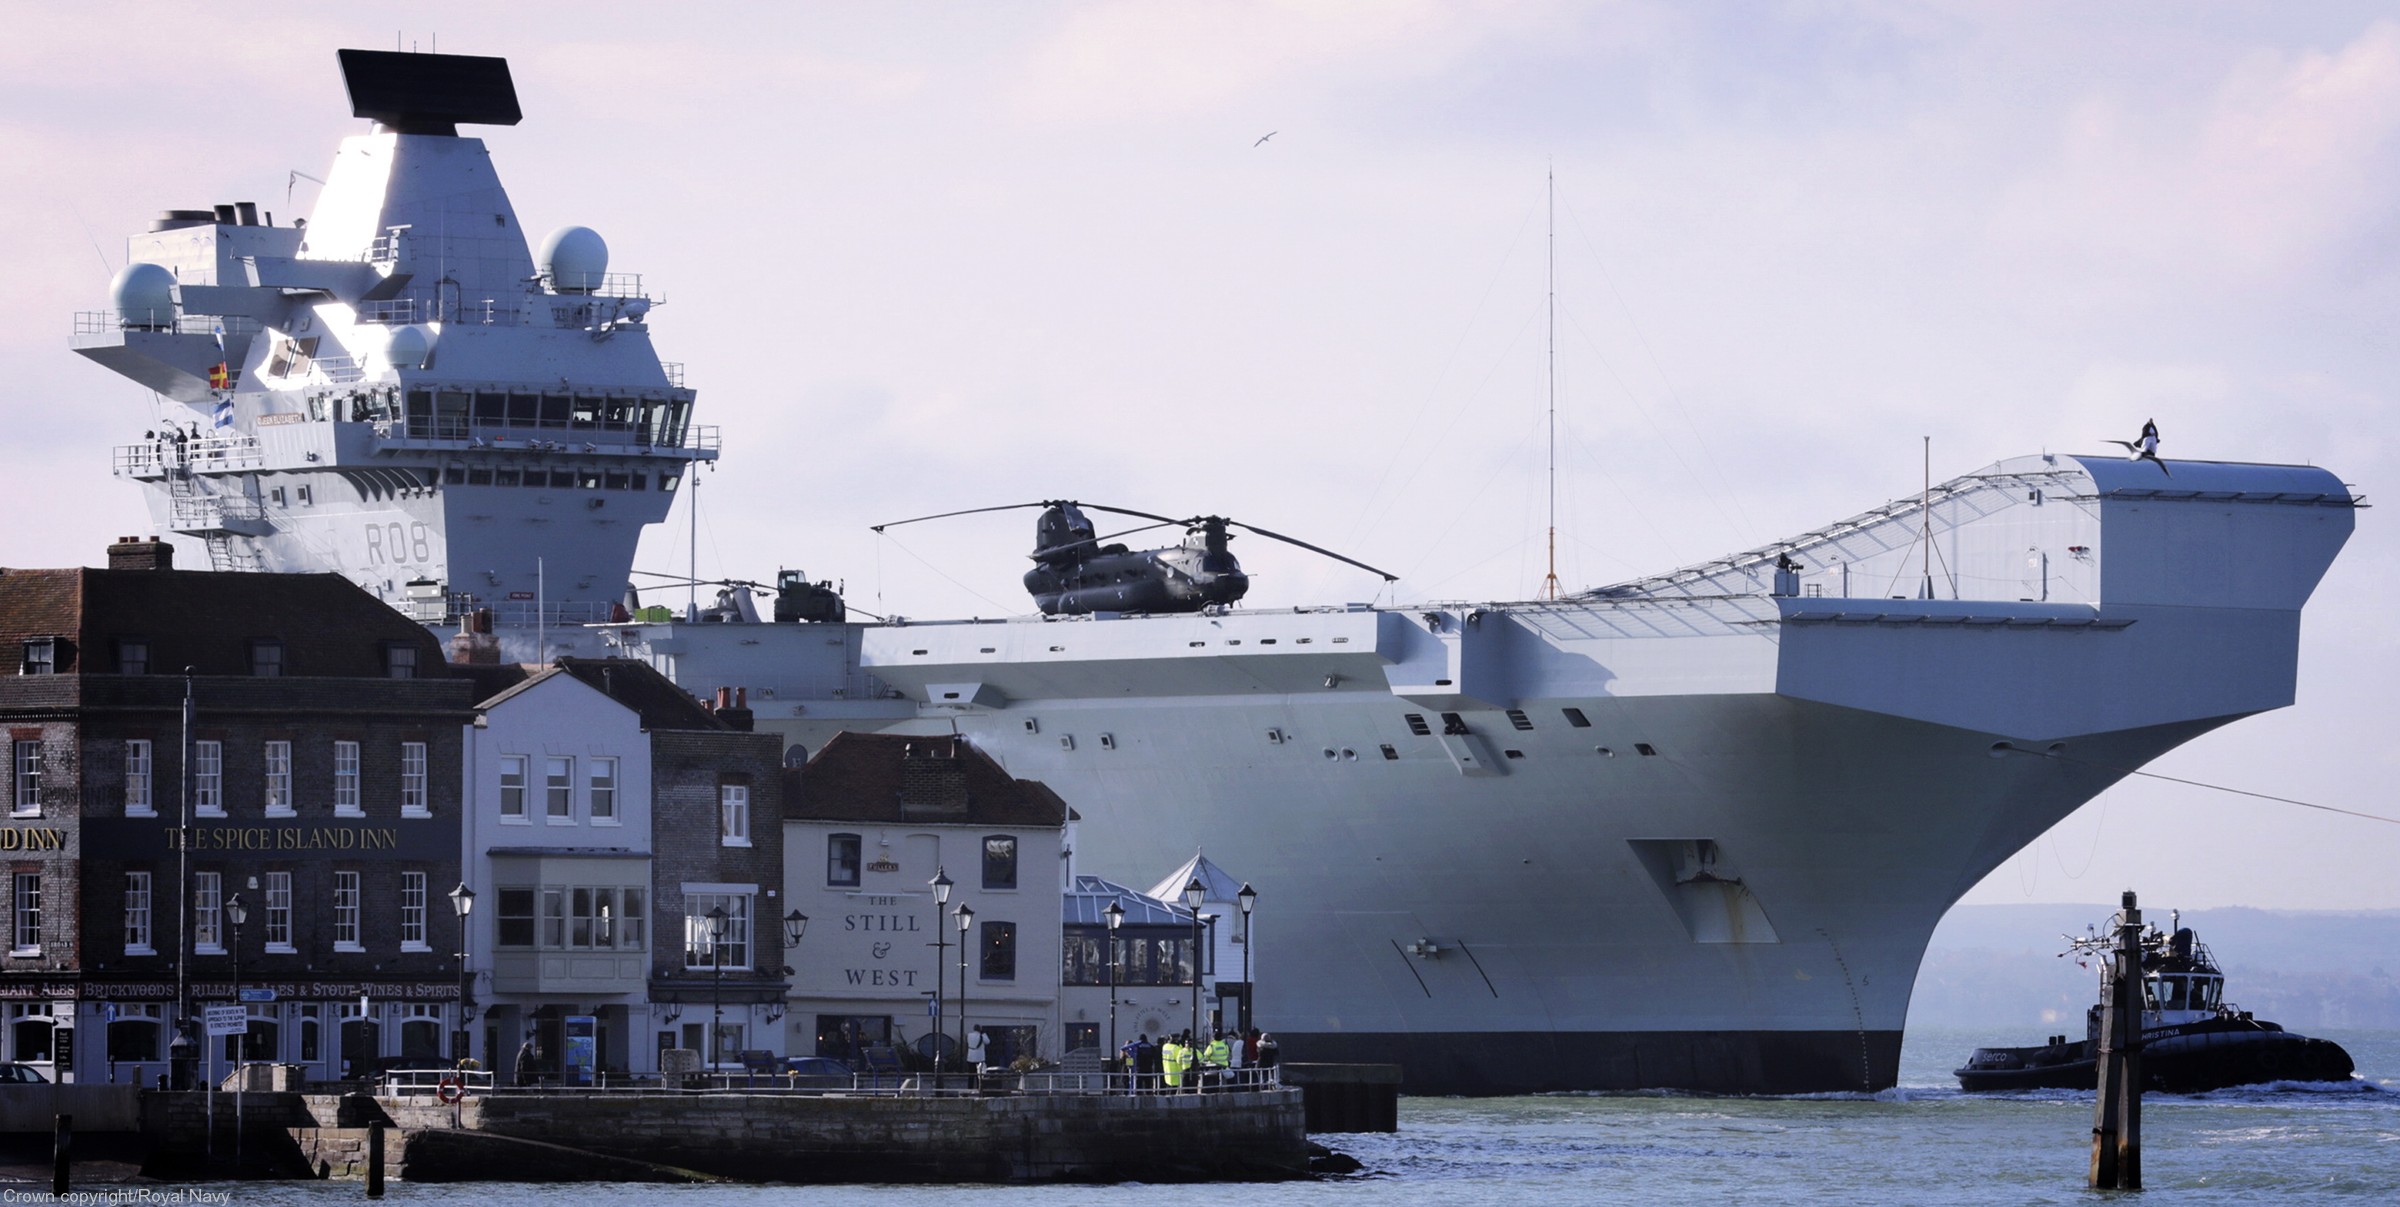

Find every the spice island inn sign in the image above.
[74,819,452,860]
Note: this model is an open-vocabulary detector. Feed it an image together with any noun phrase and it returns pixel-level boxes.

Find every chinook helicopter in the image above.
[874,500,1397,616]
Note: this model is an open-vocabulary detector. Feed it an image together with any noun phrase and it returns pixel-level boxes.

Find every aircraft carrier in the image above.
[71,49,2361,1093]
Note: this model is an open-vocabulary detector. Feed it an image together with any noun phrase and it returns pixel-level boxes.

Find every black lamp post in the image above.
[706,904,729,1073]
[224,892,246,1172]
[224,893,247,1064]
[448,883,476,1063]
[1237,883,1256,1034]
[954,904,974,1074]
[781,910,806,1051]
[1103,900,1124,1065]
[1181,878,1206,1046]
[929,868,951,1071]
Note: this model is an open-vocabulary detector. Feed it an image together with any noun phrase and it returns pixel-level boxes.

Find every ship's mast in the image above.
[1540,167,1562,602]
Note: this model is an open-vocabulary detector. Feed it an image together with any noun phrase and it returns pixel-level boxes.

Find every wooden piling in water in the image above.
[2088,890,2143,1190]
[52,1113,70,1194]
[366,1120,386,1198]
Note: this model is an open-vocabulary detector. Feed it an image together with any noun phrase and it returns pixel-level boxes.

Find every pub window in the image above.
[124,739,154,816]
[333,870,362,950]
[401,741,429,816]
[333,741,361,816]
[123,872,154,954]
[496,888,536,948]
[116,638,149,676]
[193,741,224,816]
[401,871,428,951]
[193,872,222,952]
[980,920,1017,981]
[265,871,293,951]
[827,834,861,887]
[11,741,40,818]
[982,835,1018,891]
[11,874,40,954]
[19,638,55,675]
[263,740,294,815]
[250,639,284,677]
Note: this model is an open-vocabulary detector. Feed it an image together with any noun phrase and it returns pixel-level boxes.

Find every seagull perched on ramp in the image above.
[2105,418,2170,476]
[1254,131,1276,146]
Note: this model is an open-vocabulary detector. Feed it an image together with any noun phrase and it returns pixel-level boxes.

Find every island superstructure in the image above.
[76,49,712,625]
[69,49,2362,1094]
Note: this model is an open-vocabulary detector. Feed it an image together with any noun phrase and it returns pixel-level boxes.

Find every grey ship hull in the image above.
[621,453,2357,1094]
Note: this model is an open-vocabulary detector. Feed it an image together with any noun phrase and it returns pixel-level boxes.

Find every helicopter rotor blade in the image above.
[870,502,1052,533]
[1215,518,1399,582]
[1028,520,1179,563]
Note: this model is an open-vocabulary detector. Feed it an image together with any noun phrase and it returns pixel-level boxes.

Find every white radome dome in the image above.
[111,262,179,329]
[384,325,434,371]
[539,226,608,293]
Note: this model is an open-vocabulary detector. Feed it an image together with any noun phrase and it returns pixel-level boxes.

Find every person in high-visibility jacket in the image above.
[1203,1032,1230,1085]
[1161,1035,1188,1088]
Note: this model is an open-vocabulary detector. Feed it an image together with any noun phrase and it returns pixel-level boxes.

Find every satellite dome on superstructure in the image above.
[539,225,607,293]
[110,262,177,329]
[383,325,433,370]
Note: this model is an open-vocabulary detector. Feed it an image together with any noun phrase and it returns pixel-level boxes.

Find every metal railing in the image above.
[169,495,265,530]
[380,1068,497,1097]
[114,434,264,476]
[486,1065,1283,1098]
[74,311,262,338]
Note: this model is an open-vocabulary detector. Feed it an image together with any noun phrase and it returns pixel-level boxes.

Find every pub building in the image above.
[0,540,470,1085]
[781,733,1071,1071]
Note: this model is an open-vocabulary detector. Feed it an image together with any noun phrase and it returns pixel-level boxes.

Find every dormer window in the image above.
[19,639,55,676]
[384,643,418,680]
[250,639,284,677]
[116,638,149,676]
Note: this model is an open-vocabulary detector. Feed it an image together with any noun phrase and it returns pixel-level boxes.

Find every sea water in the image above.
[131,1030,2400,1206]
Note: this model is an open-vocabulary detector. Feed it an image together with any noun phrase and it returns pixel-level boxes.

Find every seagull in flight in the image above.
[2105,418,2170,476]
[1254,131,1277,147]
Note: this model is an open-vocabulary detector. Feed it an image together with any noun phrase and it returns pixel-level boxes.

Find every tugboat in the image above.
[1956,911,2356,1092]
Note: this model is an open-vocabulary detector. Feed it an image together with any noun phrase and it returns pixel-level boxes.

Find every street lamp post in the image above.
[1103,900,1124,1070]
[954,904,974,1077]
[781,910,806,1055]
[448,883,476,1064]
[1237,883,1256,1034]
[706,904,729,1075]
[224,893,247,1174]
[929,868,951,1072]
[1181,878,1206,1050]
[171,669,195,1091]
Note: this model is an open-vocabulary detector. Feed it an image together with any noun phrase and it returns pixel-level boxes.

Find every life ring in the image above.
[436,1076,465,1104]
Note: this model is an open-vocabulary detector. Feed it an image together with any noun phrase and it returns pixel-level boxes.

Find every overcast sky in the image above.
[6,2,2395,912]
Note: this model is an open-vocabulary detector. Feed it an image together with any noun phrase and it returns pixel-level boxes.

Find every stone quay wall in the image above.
[470,1088,1310,1183]
[134,1088,1310,1184]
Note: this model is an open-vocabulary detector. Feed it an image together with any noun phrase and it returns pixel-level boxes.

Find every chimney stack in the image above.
[107,536,175,571]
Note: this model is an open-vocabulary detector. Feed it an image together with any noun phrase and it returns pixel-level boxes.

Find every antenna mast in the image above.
[1919,436,1934,600]
[1540,166,1562,602]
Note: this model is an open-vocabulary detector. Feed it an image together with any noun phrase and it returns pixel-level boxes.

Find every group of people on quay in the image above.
[1118,1027,1279,1090]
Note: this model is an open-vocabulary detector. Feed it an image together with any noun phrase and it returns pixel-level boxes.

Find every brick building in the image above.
[0,540,469,1085]
[643,682,790,1072]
